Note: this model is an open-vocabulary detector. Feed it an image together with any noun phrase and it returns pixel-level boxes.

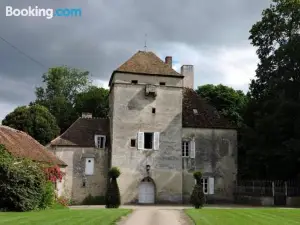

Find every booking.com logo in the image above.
[5,6,82,19]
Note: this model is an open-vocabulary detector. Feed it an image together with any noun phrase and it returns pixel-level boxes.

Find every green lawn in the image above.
[185,208,300,225]
[0,208,131,225]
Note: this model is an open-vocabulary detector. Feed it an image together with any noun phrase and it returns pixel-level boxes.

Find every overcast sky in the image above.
[0,0,270,121]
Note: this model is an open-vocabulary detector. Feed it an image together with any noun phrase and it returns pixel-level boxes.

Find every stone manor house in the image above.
[48,51,237,204]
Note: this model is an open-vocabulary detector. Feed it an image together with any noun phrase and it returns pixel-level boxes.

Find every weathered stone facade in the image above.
[109,73,183,204]
[48,50,238,205]
[49,147,109,204]
[182,128,237,203]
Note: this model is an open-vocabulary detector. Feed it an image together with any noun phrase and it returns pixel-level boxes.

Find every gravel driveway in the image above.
[117,207,192,225]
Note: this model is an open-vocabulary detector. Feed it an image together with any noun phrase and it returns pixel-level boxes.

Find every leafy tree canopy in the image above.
[74,86,109,118]
[2,104,60,145]
[196,84,248,127]
[34,66,91,133]
[240,0,300,180]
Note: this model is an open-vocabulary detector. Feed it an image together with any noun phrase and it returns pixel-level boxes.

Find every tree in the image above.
[105,167,121,208]
[2,104,60,145]
[196,84,248,127]
[190,171,205,209]
[34,66,91,133]
[0,144,46,211]
[240,0,300,179]
[74,86,109,118]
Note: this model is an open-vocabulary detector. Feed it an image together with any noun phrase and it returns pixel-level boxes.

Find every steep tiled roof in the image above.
[182,88,235,129]
[0,126,66,166]
[50,118,109,147]
[114,51,182,76]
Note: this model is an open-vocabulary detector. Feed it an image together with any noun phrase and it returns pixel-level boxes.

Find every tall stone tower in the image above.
[108,51,184,204]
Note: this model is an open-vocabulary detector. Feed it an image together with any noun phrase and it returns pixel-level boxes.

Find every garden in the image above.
[0,144,128,225]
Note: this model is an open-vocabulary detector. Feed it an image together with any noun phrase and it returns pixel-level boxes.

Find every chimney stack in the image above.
[181,65,194,89]
[165,56,172,68]
[82,112,92,118]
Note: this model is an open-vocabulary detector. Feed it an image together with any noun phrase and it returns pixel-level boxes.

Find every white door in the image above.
[138,181,155,204]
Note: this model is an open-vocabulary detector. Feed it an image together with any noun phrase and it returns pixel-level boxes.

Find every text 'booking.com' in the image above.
[5,6,82,19]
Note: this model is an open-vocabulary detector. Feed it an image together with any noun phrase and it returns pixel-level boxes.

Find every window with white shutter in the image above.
[208,177,215,194]
[190,139,195,158]
[137,132,159,150]
[137,132,144,150]
[153,132,160,150]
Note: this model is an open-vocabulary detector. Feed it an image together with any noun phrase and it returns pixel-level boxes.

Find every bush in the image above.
[39,181,55,209]
[82,194,105,205]
[0,144,46,212]
[190,171,205,209]
[108,167,121,179]
[105,167,121,208]
[55,196,69,208]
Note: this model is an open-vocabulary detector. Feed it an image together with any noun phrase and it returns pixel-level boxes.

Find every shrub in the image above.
[0,144,45,212]
[105,167,121,208]
[190,171,205,209]
[108,167,121,179]
[82,194,105,205]
[39,181,55,209]
[56,196,69,207]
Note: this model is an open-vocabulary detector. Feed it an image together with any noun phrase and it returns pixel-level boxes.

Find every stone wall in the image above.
[49,146,108,204]
[109,72,183,204]
[182,128,237,203]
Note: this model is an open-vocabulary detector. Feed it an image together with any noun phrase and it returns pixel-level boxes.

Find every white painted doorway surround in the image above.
[138,180,155,204]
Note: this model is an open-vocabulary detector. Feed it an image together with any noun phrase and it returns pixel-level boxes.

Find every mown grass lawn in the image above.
[185,208,300,225]
[0,208,131,225]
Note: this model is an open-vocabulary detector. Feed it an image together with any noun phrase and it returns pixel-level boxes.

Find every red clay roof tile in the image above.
[0,126,67,166]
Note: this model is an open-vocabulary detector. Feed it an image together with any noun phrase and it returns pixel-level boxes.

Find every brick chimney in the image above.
[82,112,92,118]
[165,56,172,68]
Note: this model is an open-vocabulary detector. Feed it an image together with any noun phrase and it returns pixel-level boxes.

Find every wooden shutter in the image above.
[153,132,160,150]
[94,135,99,148]
[208,177,215,194]
[137,132,144,150]
[190,139,195,158]
[85,158,94,175]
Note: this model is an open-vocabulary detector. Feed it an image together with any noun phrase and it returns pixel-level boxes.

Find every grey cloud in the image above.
[0,0,269,120]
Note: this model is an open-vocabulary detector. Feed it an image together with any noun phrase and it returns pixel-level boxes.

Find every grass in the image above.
[185,208,300,225]
[0,208,131,225]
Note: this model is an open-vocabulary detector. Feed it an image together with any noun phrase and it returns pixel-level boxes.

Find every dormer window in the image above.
[131,80,138,84]
[94,135,106,149]
[159,82,166,86]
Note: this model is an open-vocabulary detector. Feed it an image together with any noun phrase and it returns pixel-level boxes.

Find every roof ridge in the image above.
[49,117,81,145]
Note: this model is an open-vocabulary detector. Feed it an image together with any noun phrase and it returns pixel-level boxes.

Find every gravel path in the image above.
[117,208,192,225]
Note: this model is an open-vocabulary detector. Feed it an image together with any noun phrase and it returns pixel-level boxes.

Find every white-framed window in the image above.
[94,135,106,149]
[182,141,190,157]
[137,132,160,150]
[195,177,215,195]
[201,178,209,194]
[182,139,195,158]
[85,158,94,175]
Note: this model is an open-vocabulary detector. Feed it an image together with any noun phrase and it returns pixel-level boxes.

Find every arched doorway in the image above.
[138,177,155,204]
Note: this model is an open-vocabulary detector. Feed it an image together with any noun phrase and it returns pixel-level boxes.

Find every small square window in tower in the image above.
[152,108,156,114]
[131,139,136,147]
[159,82,166,86]
[131,80,138,84]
